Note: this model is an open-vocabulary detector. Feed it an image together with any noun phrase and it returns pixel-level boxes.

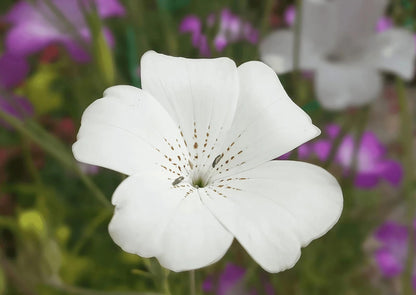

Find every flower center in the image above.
[191,176,207,188]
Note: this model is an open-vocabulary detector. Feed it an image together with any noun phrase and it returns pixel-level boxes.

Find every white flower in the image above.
[72,51,343,272]
[260,0,416,110]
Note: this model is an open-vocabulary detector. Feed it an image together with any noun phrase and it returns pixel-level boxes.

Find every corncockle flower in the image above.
[0,52,29,89]
[3,0,125,63]
[376,16,393,33]
[284,5,296,26]
[179,9,258,57]
[260,0,416,110]
[73,51,343,272]
[278,143,312,160]
[373,220,416,289]
[203,263,275,295]
[314,125,402,189]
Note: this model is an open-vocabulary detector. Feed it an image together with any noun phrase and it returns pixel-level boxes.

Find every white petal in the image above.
[301,0,338,55]
[109,172,233,272]
[315,61,382,110]
[260,0,338,74]
[260,30,323,73]
[364,28,416,80]
[73,85,189,176]
[140,51,239,177]
[332,0,388,52]
[210,61,319,180]
[201,160,343,273]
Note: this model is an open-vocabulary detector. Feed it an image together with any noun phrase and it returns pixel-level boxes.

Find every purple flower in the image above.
[179,9,258,57]
[202,263,275,295]
[284,5,296,26]
[278,142,312,160]
[0,52,29,89]
[376,16,393,33]
[374,220,416,289]
[313,124,402,189]
[2,0,125,63]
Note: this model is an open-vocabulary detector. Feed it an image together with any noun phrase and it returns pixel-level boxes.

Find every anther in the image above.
[172,176,184,186]
[212,154,224,168]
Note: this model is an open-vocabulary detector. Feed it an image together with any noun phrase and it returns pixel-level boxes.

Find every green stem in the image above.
[396,78,416,295]
[349,107,370,183]
[161,268,171,295]
[46,281,162,295]
[189,270,196,295]
[71,208,113,254]
[292,0,306,105]
[0,110,110,207]
[21,136,42,187]
[41,0,90,50]
[293,0,303,74]
[322,117,355,169]
[260,0,274,36]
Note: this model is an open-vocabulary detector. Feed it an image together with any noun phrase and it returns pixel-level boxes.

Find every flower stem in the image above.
[323,117,355,169]
[349,107,369,182]
[0,110,110,207]
[189,270,196,295]
[293,0,303,74]
[292,0,307,105]
[260,0,274,36]
[46,281,162,295]
[396,77,416,295]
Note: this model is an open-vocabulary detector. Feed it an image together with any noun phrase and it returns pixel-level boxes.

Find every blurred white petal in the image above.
[260,30,323,73]
[364,28,416,80]
[315,61,382,110]
[332,0,388,53]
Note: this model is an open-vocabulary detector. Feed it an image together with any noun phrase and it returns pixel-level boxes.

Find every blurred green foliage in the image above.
[0,0,414,295]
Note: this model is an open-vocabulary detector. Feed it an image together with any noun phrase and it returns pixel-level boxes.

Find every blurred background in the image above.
[0,0,415,294]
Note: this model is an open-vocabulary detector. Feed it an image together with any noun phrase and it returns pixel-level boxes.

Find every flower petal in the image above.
[202,161,343,273]
[260,30,322,73]
[315,61,382,110]
[374,248,403,277]
[5,23,58,57]
[140,51,239,175]
[73,85,189,177]
[332,0,388,51]
[0,52,29,89]
[261,0,338,73]
[109,172,233,271]
[211,61,319,180]
[364,28,416,80]
[95,0,126,18]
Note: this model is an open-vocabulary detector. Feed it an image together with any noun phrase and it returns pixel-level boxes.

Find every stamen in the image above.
[172,176,184,186]
[212,154,224,168]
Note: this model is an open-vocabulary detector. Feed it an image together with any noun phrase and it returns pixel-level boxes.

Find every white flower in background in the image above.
[260,0,416,110]
[72,51,343,272]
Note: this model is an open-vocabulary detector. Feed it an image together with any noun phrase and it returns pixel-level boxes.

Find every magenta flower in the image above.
[376,16,393,33]
[278,142,312,160]
[313,124,402,189]
[179,9,258,57]
[2,0,125,63]
[203,263,275,295]
[374,220,416,289]
[284,5,296,26]
[0,52,29,89]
